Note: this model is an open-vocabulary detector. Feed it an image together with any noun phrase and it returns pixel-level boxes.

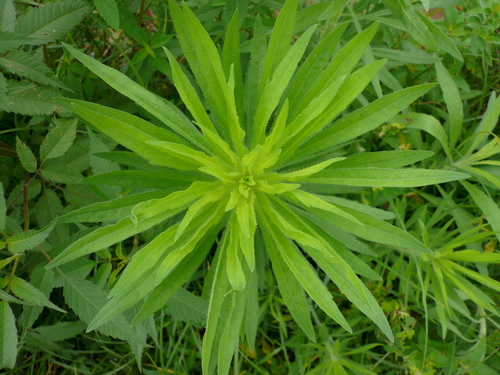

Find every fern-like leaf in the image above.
[15,0,90,42]
[0,51,69,90]
[0,80,62,115]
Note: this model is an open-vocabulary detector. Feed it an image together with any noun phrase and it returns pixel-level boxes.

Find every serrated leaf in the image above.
[9,276,65,313]
[0,0,16,33]
[0,31,44,52]
[15,0,90,42]
[93,0,120,30]
[165,288,208,327]
[61,276,146,346]
[34,321,86,342]
[7,220,55,253]
[0,51,68,90]
[19,267,55,329]
[39,119,77,163]
[0,81,61,115]
[0,301,17,369]
[15,136,37,173]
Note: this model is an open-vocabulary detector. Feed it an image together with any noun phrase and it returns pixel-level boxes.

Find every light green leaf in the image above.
[418,13,462,61]
[0,300,17,369]
[0,0,15,32]
[15,0,90,42]
[7,220,55,253]
[93,0,120,30]
[39,119,77,163]
[0,51,68,90]
[15,136,37,173]
[9,276,65,313]
[461,180,500,242]
[62,43,207,151]
[81,170,196,189]
[263,230,315,341]
[447,261,500,292]
[58,190,172,223]
[296,84,436,158]
[441,250,500,263]
[331,150,434,169]
[304,167,469,187]
[435,59,463,147]
[0,183,6,232]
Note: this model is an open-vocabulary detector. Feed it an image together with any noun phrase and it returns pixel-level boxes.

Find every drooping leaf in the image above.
[7,220,56,253]
[93,0,120,30]
[9,276,65,313]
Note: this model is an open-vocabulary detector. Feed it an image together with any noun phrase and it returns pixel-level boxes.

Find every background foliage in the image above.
[0,0,498,374]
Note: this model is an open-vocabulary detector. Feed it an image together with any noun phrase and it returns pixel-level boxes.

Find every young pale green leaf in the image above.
[262,231,316,341]
[15,136,37,173]
[440,250,500,263]
[93,0,120,30]
[0,183,6,232]
[304,167,469,187]
[0,51,68,90]
[9,276,65,313]
[252,25,317,147]
[62,43,207,151]
[0,0,15,33]
[280,158,346,181]
[58,190,172,223]
[0,300,17,369]
[7,220,55,253]
[435,60,463,147]
[226,220,246,291]
[447,261,500,292]
[296,84,436,159]
[461,181,500,242]
[15,0,90,42]
[39,119,77,164]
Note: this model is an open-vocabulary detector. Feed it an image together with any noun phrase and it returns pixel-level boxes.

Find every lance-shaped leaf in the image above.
[7,220,56,253]
[0,300,17,369]
[9,276,65,313]
[39,119,77,163]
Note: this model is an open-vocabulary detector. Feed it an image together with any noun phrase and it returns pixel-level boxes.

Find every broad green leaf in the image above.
[263,230,316,341]
[40,165,82,184]
[15,136,37,173]
[39,119,77,163]
[19,266,55,329]
[330,150,434,169]
[0,51,68,90]
[0,183,6,231]
[34,321,86,343]
[93,0,119,30]
[0,0,15,32]
[81,170,198,189]
[296,84,436,159]
[435,60,463,147]
[0,32,44,52]
[0,290,26,305]
[15,0,90,42]
[304,167,469,187]
[0,301,17,369]
[9,276,65,313]
[62,43,207,151]
[7,220,55,253]
[58,190,172,223]
[461,180,500,242]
